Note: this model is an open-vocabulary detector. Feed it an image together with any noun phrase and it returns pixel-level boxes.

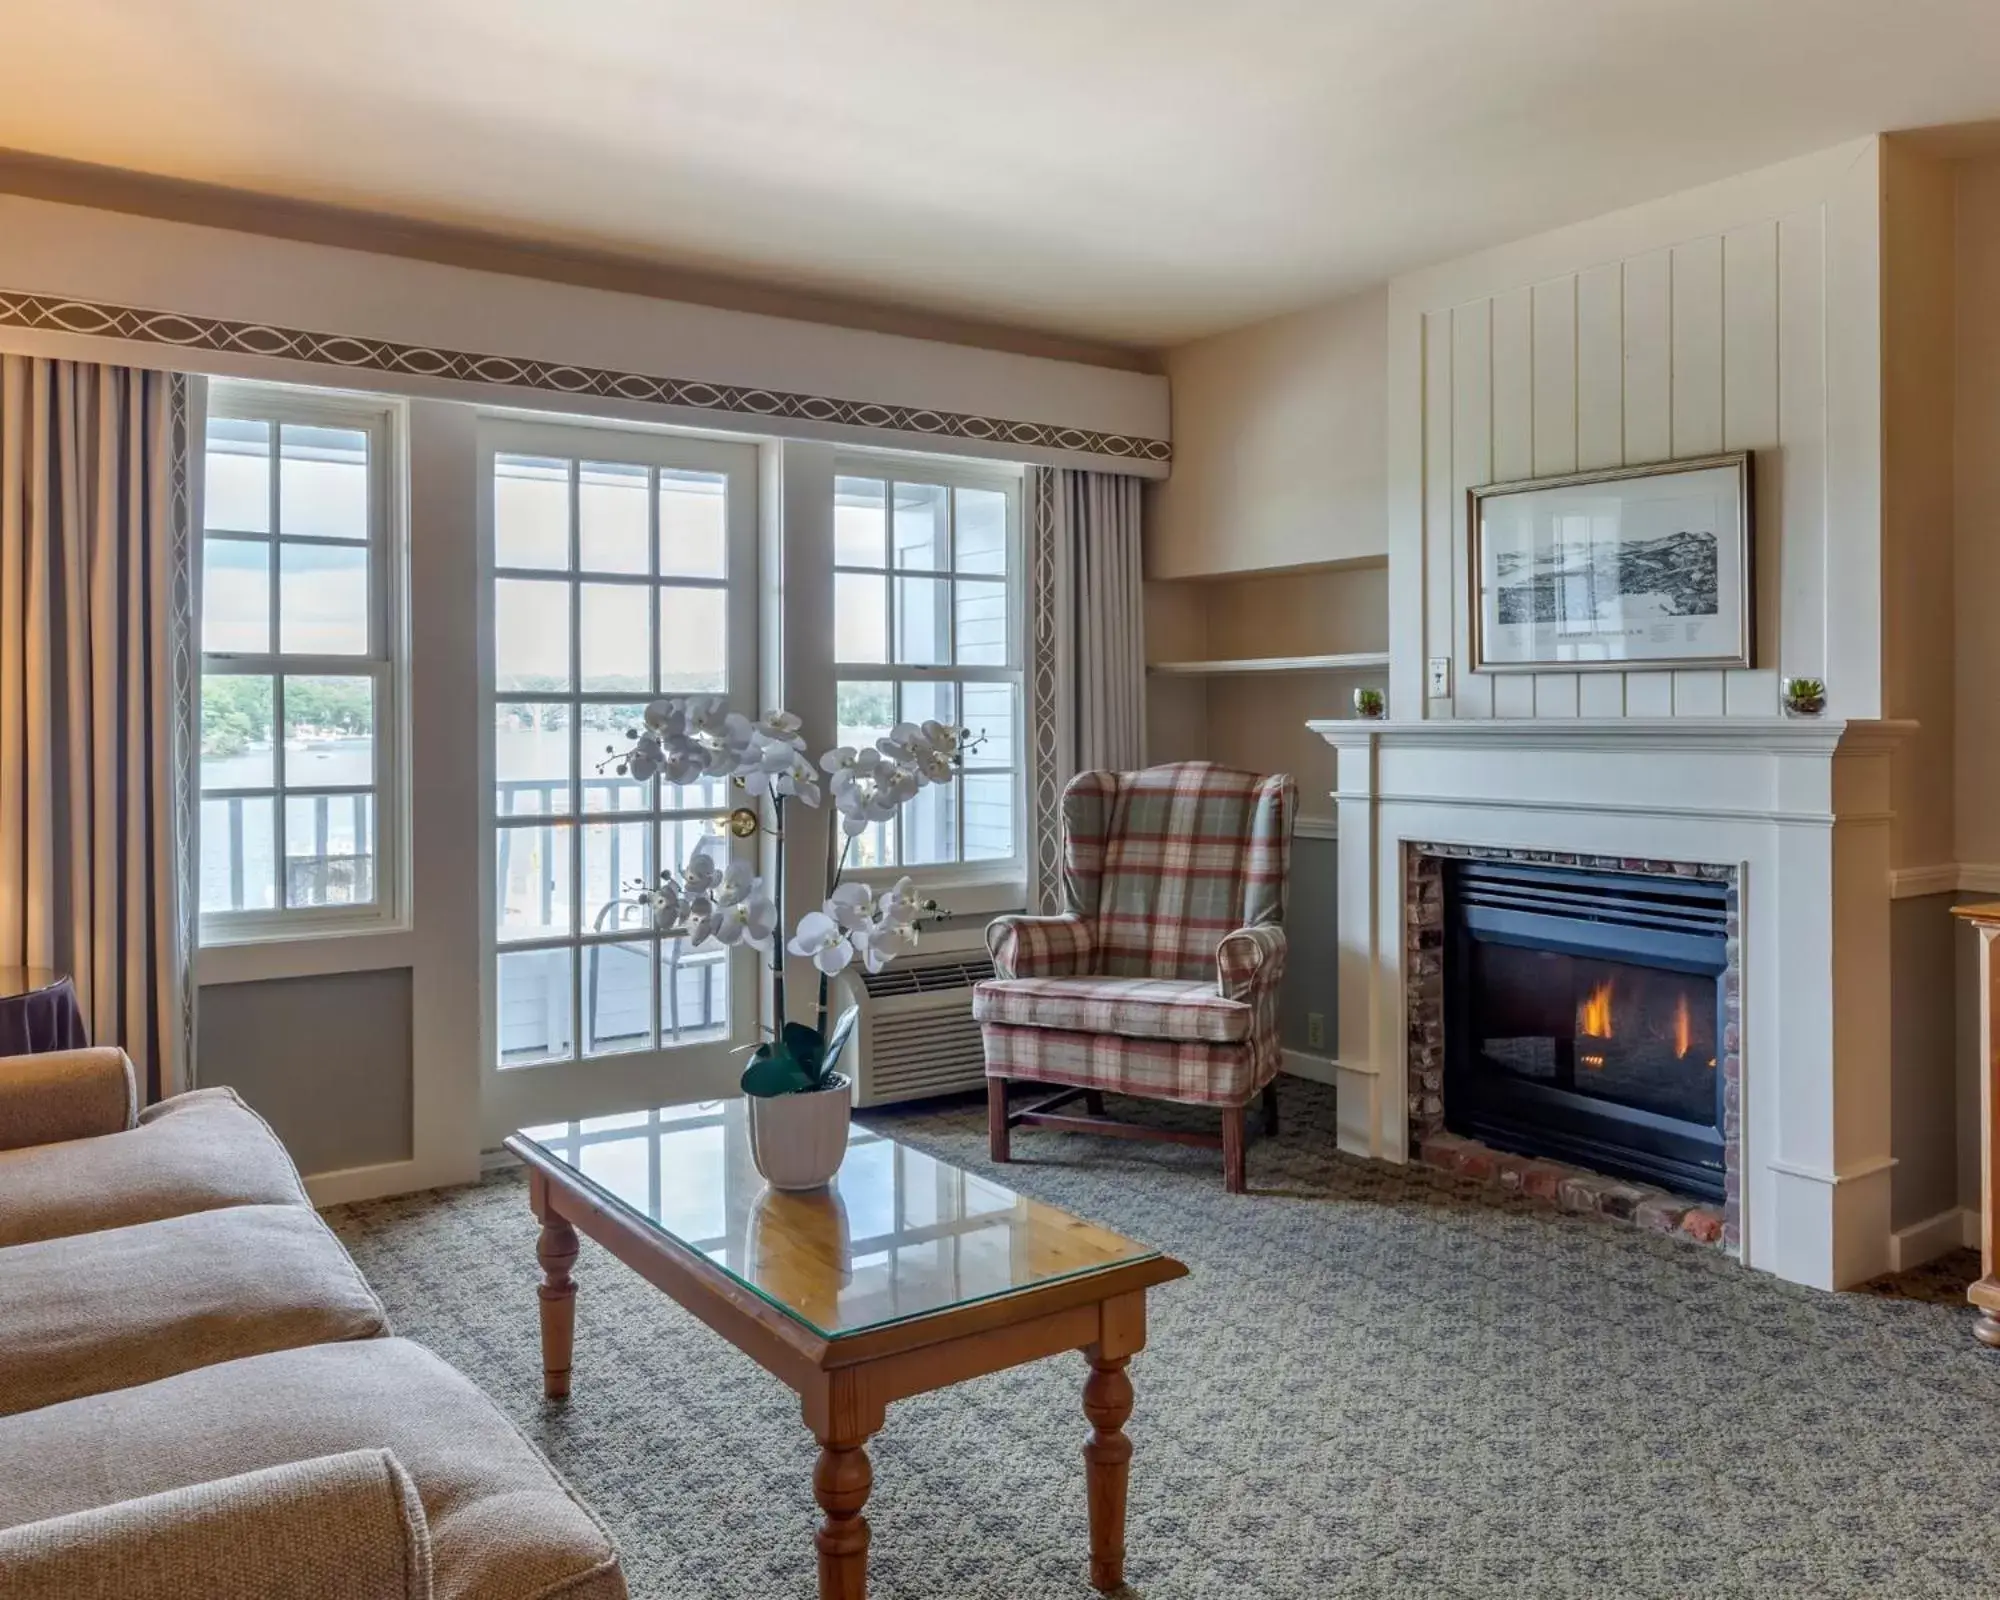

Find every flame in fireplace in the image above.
[1673,993,1691,1060]
[1578,979,1614,1040]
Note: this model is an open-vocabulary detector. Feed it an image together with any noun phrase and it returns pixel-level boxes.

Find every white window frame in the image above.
[197,382,408,947]
[830,452,1027,902]
[476,414,762,1135]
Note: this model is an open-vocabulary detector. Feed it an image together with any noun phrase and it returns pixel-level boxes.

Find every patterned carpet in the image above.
[326,1081,2000,1599]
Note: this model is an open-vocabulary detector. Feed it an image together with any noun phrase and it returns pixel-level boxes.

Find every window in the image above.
[480,420,758,1108]
[832,462,1024,878]
[198,386,401,942]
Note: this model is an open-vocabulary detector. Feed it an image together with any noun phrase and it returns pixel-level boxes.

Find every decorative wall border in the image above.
[0,290,1172,466]
[1404,843,1743,1252]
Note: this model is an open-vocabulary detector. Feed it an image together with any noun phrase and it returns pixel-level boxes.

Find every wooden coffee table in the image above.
[506,1103,1187,1599]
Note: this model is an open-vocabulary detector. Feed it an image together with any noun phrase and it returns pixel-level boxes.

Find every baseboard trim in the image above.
[305,1158,469,1208]
[1889,1206,1977,1272]
[1280,1049,1341,1086]
[1889,864,1961,899]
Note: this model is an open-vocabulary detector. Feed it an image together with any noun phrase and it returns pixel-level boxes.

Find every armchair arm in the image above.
[0,1047,138,1153]
[1217,923,1288,1001]
[985,913,1095,980]
[0,1449,432,1600]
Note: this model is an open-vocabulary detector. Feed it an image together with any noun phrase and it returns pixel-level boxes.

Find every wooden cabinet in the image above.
[1952,902,2000,1347]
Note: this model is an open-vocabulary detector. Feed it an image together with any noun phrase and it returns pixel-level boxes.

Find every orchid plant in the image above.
[611,695,973,1098]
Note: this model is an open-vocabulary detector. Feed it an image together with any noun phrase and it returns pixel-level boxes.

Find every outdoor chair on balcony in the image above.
[974,761,1295,1193]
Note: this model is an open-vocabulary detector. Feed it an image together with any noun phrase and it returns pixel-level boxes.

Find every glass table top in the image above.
[516,1101,1159,1340]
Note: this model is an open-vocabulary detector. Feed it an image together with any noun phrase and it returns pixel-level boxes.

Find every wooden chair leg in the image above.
[1262,1081,1280,1137]
[1221,1104,1247,1193]
[987,1077,1011,1163]
[1084,1089,1107,1117]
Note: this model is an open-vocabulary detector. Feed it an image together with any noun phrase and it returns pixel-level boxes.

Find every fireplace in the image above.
[1443,860,1727,1203]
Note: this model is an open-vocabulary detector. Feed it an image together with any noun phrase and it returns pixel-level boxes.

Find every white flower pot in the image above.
[747,1074,853,1191]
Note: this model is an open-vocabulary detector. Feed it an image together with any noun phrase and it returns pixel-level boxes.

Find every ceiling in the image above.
[7,0,2000,350]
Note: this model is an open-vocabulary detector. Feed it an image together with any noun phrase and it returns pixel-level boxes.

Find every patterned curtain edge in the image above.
[1026,467,1069,915]
[165,371,198,1095]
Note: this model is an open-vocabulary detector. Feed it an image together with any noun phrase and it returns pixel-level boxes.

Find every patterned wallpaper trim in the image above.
[0,289,1173,465]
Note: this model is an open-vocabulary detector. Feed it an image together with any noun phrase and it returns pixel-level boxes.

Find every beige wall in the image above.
[1881,140,1958,874]
[1144,287,1387,580]
[1956,153,2000,875]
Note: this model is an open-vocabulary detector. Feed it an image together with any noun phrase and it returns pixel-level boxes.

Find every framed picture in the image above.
[1467,452,1753,673]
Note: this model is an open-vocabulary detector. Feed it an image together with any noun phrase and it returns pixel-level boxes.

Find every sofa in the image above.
[0,1047,626,1600]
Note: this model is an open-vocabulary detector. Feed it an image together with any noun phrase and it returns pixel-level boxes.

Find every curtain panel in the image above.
[0,356,196,1100]
[1025,467,1146,914]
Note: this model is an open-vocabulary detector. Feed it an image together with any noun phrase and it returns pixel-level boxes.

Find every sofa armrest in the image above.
[0,1449,432,1600]
[985,913,1094,980]
[1217,924,1287,1001]
[0,1047,138,1152]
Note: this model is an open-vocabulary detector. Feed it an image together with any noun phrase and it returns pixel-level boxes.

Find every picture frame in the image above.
[1466,452,1754,674]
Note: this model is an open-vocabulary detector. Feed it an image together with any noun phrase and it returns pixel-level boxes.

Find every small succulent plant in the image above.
[1353,686,1386,719]
[1782,677,1826,717]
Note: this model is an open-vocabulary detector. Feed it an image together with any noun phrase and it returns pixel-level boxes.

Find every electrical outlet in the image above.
[1306,1012,1326,1050]
[1427,656,1452,698]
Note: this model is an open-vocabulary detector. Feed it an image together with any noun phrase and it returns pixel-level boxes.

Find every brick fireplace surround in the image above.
[1402,844,1739,1252]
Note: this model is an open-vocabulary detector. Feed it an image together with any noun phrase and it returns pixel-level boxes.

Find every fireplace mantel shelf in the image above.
[1306,716,1915,755]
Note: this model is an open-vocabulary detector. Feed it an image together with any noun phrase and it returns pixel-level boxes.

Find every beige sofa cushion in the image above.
[0,1203,389,1416]
[0,1086,308,1247]
[0,1338,625,1600]
[0,1448,431,1600]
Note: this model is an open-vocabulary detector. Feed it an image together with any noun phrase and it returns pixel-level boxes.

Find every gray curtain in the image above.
[0,356,196,1101]
[1026,467,1146,914]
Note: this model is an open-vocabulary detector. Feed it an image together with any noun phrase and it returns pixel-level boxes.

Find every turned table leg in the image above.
[1082,1353,1134,1593]
[537,1214,580,1400]
[1976,1309,2000,1349]
[813,1433,874,1600]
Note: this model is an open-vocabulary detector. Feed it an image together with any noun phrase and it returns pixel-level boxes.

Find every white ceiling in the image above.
[8,0,2000,348]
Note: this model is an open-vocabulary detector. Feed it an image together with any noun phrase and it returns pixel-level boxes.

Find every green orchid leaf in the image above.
[741,1045,815,1098]
[782,1021,825,1076]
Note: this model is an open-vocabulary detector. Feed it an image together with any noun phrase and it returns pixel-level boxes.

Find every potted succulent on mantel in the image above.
[1782,676,1827,717]
[612,696,967,1190]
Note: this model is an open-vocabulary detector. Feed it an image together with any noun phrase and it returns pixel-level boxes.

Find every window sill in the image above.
[197,923,416,987]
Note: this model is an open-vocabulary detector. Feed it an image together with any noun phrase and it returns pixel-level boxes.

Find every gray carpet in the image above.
[326,1081,2000,1599]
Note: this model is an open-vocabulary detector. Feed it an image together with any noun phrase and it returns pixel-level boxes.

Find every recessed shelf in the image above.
[1145,652,1390,677]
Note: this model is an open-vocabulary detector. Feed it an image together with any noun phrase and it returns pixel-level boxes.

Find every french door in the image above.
[478,417,759,1138]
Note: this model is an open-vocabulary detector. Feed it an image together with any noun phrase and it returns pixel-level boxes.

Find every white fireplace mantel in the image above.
[1305,715,1915,1290]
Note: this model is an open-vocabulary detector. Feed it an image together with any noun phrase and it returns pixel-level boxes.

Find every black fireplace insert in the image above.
[1442,860,1726,1202]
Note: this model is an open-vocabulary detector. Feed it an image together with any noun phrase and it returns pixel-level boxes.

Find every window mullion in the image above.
[568,457,584,1061]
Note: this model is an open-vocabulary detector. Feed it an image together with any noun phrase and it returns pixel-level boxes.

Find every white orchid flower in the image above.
[715,860,757,906]
[682,695,728,736]
[711,891,777,951]
[641,699,681,734]
[825,882,873,931]
[755,709,807,749]
[786,911,854,975]
[681,851,722,894]
[820,745,861,778]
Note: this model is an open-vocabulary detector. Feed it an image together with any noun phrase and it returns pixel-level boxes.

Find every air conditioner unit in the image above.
[837,952,996,1107]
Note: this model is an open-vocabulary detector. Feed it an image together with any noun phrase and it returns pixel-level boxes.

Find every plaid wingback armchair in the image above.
[973,761,1296,1192]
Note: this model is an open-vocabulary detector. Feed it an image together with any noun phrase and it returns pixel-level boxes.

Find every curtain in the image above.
[0,356,196,1101]
[1025,467,1146,913]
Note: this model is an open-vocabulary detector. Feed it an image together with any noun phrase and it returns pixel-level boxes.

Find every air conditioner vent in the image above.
[858,956,995,999]
[865,1009,987,1102]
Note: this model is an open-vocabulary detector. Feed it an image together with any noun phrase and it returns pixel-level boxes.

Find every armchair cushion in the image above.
[985,912,1093,980]
[0,1046,137,1152]
[973,976,1251,1044]
[0,1449,432,1600]
[982,1021,1274,1106]
[0,1087,309,1248]
[0,1204,388,1417]
[0,1338,625,1600]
